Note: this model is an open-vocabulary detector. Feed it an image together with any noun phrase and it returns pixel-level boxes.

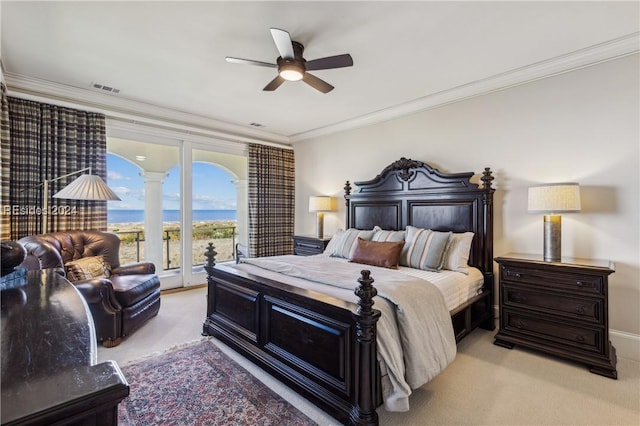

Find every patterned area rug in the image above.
[118,339,316,425]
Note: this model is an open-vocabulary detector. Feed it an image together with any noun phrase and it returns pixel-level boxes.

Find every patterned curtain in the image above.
[0,83,10,241]
[4,97,108,239]
[247,143,295,257]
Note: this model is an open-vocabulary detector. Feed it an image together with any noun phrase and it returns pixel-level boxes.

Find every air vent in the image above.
[91,83,120,94]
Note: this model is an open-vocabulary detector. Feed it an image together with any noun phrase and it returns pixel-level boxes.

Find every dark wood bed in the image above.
[202,157,495,425]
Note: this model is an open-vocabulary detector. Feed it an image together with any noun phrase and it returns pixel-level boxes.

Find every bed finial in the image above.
[481,167,494,191]
[344,181,352,197]
[355,270,377,315]
[205,243,217,273]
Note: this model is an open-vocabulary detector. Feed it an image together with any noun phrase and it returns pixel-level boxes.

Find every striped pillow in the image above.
[372,226,406,243]
[328,228,376,259]
[442,232,474,274]
[400,226,452,271]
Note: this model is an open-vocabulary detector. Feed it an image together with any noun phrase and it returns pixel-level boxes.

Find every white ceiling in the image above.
[1,1,638,144]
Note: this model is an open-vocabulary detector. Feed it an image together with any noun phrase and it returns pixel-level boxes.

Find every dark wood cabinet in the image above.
[494,253,617,379]
[293,235,331,256]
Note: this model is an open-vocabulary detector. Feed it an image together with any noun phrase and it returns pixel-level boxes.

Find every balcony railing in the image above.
[114,225,236,270]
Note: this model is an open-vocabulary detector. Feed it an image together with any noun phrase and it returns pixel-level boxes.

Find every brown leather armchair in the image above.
[18,230,161,347]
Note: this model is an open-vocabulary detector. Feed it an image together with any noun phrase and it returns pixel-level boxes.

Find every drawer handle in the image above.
[576,281,584,288]
[514,273,522,278]
[516,320,526,329]
[576,305,586,315]
[512,295,527,303]
[576,335,585,342]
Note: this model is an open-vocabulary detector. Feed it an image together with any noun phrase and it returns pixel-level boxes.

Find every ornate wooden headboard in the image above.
[344,157,495,278]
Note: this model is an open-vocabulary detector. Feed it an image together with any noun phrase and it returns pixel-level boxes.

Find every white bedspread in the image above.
[233,255,456,412]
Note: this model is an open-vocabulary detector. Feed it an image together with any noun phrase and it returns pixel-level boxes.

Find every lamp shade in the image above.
[309,196,332,212]
[53,174,121,201]
[528,183,581,213]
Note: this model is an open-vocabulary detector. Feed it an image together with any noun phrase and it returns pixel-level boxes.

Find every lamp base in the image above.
[316,212,324,239]
[543,214,561,262]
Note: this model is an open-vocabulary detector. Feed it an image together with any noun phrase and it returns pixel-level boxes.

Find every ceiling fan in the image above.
[225,28,353,94]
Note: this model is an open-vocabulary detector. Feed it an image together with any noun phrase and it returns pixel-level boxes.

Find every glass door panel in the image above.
[192,150,245,265]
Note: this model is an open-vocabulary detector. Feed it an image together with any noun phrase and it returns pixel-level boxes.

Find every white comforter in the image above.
[233,255,456,412]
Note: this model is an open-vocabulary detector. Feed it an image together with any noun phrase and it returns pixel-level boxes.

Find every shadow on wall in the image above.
[580,186,618,213]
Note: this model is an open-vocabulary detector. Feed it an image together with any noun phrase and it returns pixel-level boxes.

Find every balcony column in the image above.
[140,171,168,271]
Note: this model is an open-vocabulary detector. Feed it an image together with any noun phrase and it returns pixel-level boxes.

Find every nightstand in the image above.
[293,235,331,256]
[494,253,617,379]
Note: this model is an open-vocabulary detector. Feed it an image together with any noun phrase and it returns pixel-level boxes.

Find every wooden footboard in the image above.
[202,244,382,426]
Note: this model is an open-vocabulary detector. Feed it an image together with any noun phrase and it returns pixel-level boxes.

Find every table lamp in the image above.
[309,196,332,239]
[528,182,581,261]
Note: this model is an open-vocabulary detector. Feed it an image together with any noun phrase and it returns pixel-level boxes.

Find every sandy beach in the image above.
[108,220,237,270]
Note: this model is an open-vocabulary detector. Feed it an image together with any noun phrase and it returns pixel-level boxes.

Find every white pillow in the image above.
[322,231,343,256]
[372,226,405,242]
[327,228,376,259]
[400,226,451,271]
[442,232,474,274]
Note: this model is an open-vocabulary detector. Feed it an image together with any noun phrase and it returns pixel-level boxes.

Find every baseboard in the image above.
[161,283,207,295]
[610,329,640,361]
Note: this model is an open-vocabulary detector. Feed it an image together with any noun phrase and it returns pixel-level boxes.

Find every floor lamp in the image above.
[42,167,121,232]
[528,182,581,261]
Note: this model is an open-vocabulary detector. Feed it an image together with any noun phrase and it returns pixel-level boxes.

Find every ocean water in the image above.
[108,209,236,224]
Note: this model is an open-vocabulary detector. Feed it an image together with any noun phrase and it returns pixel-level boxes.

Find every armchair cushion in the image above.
[110,274,160,307]
[65,255,111,281]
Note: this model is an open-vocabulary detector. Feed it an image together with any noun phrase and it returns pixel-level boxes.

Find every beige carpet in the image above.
[98,286,640,426]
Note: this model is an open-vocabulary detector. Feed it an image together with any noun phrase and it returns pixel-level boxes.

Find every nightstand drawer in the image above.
[500,264,603,295]
[503,309,604,354]
[293,236,330,256]
[503,285,603,324]
[295,239,325,251]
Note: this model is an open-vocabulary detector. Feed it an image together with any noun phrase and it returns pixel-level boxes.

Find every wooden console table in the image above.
[1,269,129,425]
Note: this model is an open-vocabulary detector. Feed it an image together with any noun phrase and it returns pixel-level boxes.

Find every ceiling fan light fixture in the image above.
[279,62,304,81]
[226,28,353,93]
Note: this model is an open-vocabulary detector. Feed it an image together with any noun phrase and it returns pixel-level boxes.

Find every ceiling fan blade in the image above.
[306,54,354,71]
[270,28,295,59]
[225,57,277,68]
[302,73,334,93]
[263,75,286,91]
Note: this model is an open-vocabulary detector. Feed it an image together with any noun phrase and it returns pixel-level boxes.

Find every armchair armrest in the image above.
[111,262,156,275]
[72,277,123,344]
[73,278,123,310]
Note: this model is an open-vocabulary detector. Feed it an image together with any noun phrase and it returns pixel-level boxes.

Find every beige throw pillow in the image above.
[65,256,111,282]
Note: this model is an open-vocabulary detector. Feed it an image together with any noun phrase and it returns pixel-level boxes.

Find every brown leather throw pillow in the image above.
[350,237,405,269]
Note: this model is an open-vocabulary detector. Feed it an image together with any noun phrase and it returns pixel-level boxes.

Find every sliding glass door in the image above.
[106,127,247,290]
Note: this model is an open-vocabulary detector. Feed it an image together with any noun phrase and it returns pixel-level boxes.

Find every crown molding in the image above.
[4,73,291,147]
[290,32,640,143]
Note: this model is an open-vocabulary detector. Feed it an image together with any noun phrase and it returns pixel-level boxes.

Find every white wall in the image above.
[294,54,639,357]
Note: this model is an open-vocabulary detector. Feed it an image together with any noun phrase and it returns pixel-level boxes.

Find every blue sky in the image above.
[107,154,237,210]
